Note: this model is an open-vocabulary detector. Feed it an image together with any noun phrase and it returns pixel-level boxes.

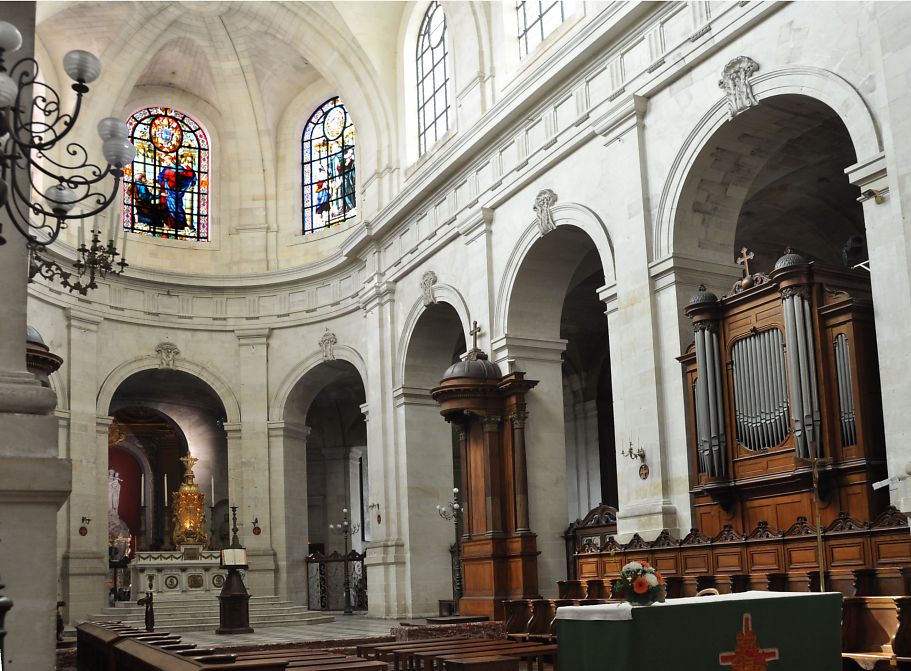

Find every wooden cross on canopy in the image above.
[736,247,754,279]
[469,321,481,350]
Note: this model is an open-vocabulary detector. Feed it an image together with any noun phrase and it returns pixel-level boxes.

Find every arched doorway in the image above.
[107,370,230,553]
[671,93,886,533]
[504,224,616,591]
[283,360,367,610]
[400,301,467,615]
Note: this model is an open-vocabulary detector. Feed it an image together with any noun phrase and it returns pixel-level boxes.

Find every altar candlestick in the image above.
[164,473,168,506]
[140,473,144,506]
[78,220,85,248]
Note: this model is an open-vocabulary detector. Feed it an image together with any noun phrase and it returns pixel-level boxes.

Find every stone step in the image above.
[97,601,306,615]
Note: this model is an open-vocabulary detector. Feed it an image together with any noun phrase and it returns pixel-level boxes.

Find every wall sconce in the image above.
[251,517,261,536]
[78,516,91,536]
[619,440,649,480]
[858,188,887,205]
[367,502,381,525]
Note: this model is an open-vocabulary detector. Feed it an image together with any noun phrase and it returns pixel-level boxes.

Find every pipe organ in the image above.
[681,249,886,536]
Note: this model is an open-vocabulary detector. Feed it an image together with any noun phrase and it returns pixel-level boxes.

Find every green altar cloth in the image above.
[556,591,842,670]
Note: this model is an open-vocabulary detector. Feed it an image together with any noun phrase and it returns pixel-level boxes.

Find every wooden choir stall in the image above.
[431,328,541,619]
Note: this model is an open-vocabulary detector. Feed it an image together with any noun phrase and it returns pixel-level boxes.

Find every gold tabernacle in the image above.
[172,454,208,547]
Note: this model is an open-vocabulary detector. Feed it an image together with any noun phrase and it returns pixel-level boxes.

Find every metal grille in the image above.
[416,1,450,155]
[732,329,790,451]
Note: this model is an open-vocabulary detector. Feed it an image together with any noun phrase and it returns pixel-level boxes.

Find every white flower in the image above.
[645,572,659,587]
[626,561,642,572]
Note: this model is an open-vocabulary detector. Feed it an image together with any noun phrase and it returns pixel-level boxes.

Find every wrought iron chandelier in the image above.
[0,20,135,295]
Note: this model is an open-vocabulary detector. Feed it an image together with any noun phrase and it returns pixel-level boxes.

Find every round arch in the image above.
[656,66,883,261]
[96,356,241,424]
[395,284,471,387]
[271,344,369,422]
[495,201,615,339]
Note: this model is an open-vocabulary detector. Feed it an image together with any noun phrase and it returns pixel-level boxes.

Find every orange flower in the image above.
[633,576,650,594]
[641,561,651,568]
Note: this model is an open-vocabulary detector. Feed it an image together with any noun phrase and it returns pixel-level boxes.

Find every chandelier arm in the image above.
[7,58,85,153]
[52,174,122,221]
[6,154,63,242]
[29,144,111,185]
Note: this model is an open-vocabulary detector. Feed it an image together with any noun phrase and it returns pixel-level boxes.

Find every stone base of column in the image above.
[244,548,277,596]
[459,534,539,620]
[61,550,108,627]
[615,501,681,543]
[365,539,407,617]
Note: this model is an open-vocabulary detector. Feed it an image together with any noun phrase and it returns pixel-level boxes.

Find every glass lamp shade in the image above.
[102,137,135,168]
[43,184,78,213]
[62,49,101,84]
[97,117,128,141]
[0,72,17,108]
[0,22,23,53]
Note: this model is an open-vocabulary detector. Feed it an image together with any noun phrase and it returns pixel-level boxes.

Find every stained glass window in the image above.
[123,107,209,241]
[516,1,573,57]
[416,1,450,155]
[302,97,357,233]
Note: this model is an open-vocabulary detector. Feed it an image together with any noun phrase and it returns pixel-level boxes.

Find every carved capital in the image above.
[781,285,811,301]
[693,320,719,334]
[533,188,558,236]
[718,56,760,119]
[510,411,528,429]
[480,415,501,433]
[155,342,180,369]
[420,270,438,306]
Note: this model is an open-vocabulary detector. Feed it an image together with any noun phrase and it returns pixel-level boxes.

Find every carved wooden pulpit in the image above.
[431,323,541,619]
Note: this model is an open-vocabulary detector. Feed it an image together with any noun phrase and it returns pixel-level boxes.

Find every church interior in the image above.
[2,0,911,669]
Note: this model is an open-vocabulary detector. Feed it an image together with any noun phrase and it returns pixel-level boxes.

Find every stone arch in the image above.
[396,284,471,388]
[271,345,369,423]
[657,66,882,261]
[496,202,615,340]
[96,355,241,424]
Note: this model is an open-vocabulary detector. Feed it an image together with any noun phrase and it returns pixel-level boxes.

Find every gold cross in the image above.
[736,247,754,279]
[469,321,481,350]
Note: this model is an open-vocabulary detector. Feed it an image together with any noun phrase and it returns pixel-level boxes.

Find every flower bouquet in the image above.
[612,560,666,606]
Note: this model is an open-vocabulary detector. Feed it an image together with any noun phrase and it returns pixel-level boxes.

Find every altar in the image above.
[131,544,226,598]
[556,591,842,671]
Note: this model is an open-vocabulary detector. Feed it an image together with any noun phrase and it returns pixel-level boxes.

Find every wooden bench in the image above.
[442,656,519,670]
[842,596,911,670]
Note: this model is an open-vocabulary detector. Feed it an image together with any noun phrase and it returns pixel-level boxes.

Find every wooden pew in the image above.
[442,656,519,670]
[842,596,911,670]
[434,644,556,671]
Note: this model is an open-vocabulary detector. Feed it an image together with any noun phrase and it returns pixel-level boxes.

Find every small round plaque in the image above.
[164,575,179,590]
[78,526,88,536]
[252,525,262,536]
[639,464,650,480]
[212,574,225,588]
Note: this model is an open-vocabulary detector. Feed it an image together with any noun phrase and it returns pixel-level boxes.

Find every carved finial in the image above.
[179,454,199,485]
[420,270,438,307]
[319,329,337,361]
[533,188,558,236]
[719,56,760,118]
[155,342,179,369]
[736,247,755,288]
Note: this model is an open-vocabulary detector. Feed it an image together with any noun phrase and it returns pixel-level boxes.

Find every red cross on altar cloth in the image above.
[718,613,780,670]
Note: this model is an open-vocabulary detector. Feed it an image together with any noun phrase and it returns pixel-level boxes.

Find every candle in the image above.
[78,220,85,248]
[121,227,129,260]
[210,475,215,505]
[140,473,144,507]
[163,473,168,506]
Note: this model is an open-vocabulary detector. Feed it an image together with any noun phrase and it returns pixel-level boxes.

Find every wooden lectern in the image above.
[431,325,541,619]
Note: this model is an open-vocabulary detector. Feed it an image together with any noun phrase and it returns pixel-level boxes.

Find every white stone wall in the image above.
[24,0,911,621]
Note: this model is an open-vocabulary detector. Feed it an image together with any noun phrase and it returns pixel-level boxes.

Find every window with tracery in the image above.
[416,1,450,155]
[123,107,209,241]
[516,0,573,57]
[302,97,357,233]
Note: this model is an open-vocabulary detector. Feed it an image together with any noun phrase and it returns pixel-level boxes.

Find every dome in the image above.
[442,351,502,381]
[688,285,718,306]
[774,249,807,270]
[26,325,46,346]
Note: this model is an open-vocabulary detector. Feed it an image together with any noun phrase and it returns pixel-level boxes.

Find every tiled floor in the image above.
[180,612,414,647]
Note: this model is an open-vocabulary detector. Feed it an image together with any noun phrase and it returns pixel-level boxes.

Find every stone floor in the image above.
[179,612,417,647]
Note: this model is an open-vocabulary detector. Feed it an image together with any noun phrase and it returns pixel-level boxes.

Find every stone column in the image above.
[322,446,350,554]
[358,263,406,617]
[348,445,366,553]
[592,96,679,539]
[234,328,275,595]
[0,12,70,667]
[393,385,456,615]
[61,311,107,626]
[510,411,531,533]
[267,421,309,604]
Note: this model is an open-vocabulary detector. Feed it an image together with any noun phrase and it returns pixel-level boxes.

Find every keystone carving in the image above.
[718,56,760,119]
[533,188,558,236]
[319,329,337,361]
[420,270,438,306]
[155,342,180,369]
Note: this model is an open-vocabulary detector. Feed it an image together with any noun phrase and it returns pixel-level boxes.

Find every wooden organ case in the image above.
[680,249,886,537]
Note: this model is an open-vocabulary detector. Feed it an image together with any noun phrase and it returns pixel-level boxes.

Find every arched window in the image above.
[302,97,357,233]
[123,107,209,241]
[516,0,573,57]
[416,1,450,155]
